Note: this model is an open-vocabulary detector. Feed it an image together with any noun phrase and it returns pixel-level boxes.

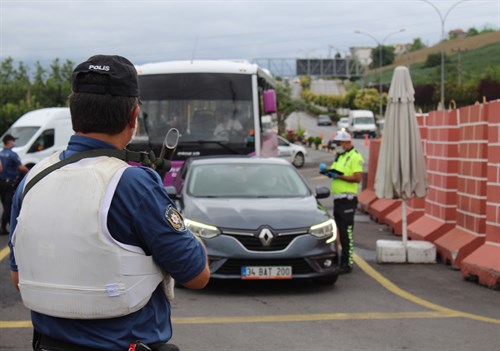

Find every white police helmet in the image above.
[334,130,352,142]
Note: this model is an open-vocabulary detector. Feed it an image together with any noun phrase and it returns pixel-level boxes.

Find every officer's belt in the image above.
[333,193,356,200]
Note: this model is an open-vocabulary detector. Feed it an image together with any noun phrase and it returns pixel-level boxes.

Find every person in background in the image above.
[320,130,364,274]
[214,106,244,137]
[9,54,210,351]
[0,134,28,235]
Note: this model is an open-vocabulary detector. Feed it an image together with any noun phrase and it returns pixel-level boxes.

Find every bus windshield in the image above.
[128,60,279,185]
[135,73,255,153]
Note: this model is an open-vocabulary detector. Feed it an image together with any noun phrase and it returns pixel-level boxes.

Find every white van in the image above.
[2,108,73,168]
[347,110,377,138]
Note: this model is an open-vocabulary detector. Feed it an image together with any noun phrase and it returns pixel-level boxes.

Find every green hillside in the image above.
[365,39,500,87]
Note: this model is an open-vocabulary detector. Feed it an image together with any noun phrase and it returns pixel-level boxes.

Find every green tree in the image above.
[354,88,379,113]
[0,57,74,134]
[276,80,305,134]
[44,58,73,107]
[425,52,450,68]
[369,45,395,69]
[409,38,426,52]
[466,27,479,37]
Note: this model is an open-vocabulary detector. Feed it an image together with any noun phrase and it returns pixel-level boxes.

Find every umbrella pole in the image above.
[402,199,408,248]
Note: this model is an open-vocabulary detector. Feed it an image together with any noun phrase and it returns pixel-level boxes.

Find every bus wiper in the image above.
[181,140,244,154]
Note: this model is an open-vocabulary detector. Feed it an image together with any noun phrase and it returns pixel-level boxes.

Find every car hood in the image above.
[182,196,330,230]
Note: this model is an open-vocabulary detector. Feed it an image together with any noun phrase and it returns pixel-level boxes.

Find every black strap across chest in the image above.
[21,149,148,203]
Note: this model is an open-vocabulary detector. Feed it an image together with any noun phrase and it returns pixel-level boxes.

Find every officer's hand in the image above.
[142,151,171,180]
[330,171,340,179]
[319,163,329,176]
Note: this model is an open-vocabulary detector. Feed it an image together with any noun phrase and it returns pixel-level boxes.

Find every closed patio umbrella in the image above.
[374,66,428,245]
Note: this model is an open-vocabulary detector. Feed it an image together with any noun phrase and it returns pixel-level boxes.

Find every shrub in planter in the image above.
[313,136,323,150]
[307,136,315,147]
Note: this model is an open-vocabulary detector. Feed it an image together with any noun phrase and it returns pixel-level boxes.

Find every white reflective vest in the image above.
[12,153,164,319]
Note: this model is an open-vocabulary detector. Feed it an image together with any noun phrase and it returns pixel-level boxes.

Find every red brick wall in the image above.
[486,101,500,241]
[455,104,489,236]
[424,109,459,223]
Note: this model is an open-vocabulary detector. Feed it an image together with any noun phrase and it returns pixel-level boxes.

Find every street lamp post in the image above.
[354,29,405,118]
[420,0,469,109]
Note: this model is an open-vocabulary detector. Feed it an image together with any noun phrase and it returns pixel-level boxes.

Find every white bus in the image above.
[129,60,279,184]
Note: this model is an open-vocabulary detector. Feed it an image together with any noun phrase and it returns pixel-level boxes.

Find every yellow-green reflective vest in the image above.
[329,147,365,195]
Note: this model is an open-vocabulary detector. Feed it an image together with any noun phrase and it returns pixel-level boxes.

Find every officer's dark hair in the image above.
[69,72,139,135]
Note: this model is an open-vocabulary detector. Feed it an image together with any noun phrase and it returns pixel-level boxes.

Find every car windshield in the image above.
[319,115,330,121]
[3,126,40,147]
[354,117,374,124]
[187,162,310,198]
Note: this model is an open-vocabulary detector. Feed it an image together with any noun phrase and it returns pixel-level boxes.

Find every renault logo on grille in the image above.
[258,228,274,247]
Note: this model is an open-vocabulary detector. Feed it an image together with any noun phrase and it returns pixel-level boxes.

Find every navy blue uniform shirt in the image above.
[0,148,22,180]
[9,135,206,350]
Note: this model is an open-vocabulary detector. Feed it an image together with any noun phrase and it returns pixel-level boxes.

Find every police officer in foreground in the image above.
[9,55,210,351]
[0,134,29,234]
[320,130,364,274]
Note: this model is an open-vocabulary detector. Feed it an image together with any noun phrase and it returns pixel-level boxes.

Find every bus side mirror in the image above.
[263,89,277,114]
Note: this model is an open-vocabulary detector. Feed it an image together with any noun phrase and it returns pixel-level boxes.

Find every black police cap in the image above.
[72,55,139,97]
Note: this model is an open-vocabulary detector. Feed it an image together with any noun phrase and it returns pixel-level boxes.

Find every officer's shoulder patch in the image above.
[165,205,186,232]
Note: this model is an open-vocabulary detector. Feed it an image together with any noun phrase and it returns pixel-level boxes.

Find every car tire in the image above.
[313,274,338,286]
[292,152,305,168]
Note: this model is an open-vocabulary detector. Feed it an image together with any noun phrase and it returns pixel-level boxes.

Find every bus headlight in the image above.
[309,219,337,243]
[185,219,220,239]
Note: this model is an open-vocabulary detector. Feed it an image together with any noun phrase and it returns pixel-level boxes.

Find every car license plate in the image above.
[241,266,292,280]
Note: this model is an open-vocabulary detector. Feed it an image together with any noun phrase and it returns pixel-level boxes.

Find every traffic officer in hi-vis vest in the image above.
[9,55,210,351]
[320,130,364,274]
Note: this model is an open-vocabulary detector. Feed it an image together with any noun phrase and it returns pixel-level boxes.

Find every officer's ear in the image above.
[129,105,140,129]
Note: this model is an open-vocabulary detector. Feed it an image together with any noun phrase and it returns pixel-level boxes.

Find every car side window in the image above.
[278,138,288,146]
[27,129,55,153]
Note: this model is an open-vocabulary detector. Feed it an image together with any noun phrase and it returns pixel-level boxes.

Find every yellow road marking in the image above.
[0,321,32,328]
[0,245,9,261]
[172,311,456,324]
[0,311,460,328]
[1,247,499,328]
[353,253,500,325]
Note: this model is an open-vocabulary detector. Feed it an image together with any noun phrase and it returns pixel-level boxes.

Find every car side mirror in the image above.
[165,185,178,198]
[315,186,330,199]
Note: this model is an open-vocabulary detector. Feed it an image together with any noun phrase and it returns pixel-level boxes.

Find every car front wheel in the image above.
[293,152,305,168]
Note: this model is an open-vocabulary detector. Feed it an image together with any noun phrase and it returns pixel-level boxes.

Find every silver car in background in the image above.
[277,135,307,168]
[337,117,349,130]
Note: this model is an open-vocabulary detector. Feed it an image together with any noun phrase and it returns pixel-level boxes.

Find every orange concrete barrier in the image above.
[408,109,459,242]
[363,103,500,288]
[460,100,500,289]
[368,198,400,224]
[434,104,489,268]
[358,139,380,213]
[385,198,426,236]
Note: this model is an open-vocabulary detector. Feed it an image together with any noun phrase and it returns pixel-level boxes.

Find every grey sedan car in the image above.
[168,156,339,284]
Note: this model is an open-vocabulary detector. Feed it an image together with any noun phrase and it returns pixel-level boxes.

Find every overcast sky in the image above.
[1,0,499,70]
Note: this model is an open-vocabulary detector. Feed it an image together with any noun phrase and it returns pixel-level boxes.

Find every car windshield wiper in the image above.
[180,140,244,154]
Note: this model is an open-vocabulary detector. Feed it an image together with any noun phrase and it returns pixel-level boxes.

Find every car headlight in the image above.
[309,219,337,243]
[184,218,220,239]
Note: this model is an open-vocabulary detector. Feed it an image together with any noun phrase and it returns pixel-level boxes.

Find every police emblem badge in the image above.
[165,205,186,232]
